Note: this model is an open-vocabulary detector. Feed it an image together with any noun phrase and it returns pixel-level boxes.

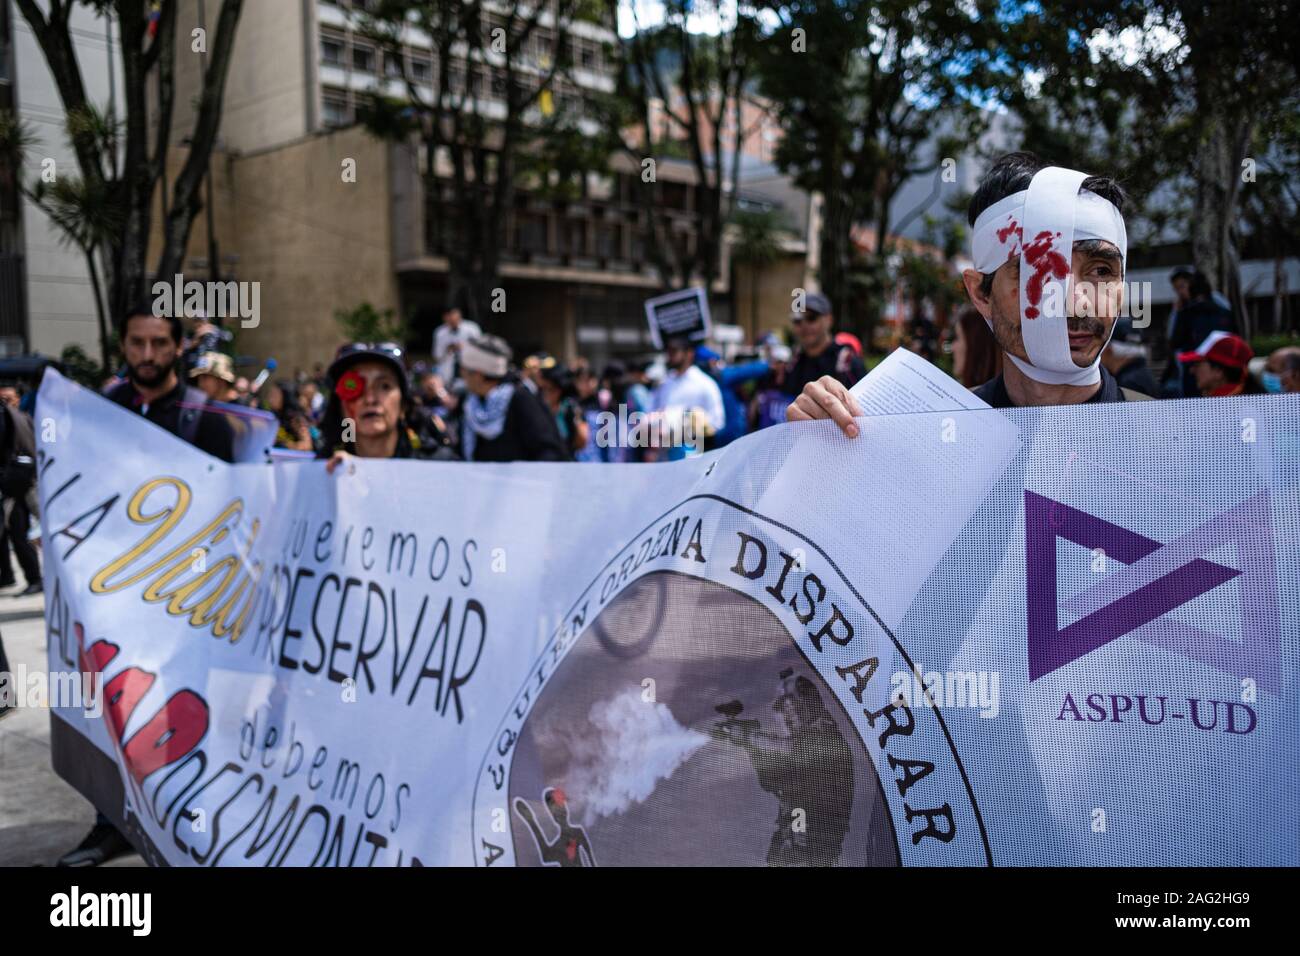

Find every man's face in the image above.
[122,315,179,388]
[1190,360,1225,393]
[1172,276,1190,305]
[0,387,18,407]
[666,344,694,371]
[539,378,561,409]
[1265,351,1300,393]
[792,311,831,350]
[463,368,494,397]
[966,242,1124,370]
[444,308,462,330]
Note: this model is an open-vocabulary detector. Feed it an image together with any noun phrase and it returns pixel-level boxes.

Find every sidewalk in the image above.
[0,586,144,867]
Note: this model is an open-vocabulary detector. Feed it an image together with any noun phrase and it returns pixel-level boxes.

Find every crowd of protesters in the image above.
[5,150,1299,868]
[88,263,1299,474]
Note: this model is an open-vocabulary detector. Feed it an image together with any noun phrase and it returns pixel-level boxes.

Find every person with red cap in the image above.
[1177,332,1261,398]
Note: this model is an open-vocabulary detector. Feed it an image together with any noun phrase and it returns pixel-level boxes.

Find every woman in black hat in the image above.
[319,342,457,471]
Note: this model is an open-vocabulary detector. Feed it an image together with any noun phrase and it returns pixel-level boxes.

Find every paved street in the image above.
[0,587,144,867]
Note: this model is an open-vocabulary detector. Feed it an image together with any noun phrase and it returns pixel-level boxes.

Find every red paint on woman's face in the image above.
[341,360,403,443]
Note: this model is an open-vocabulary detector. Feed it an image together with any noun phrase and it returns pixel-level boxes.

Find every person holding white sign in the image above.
[650,336,725,460]
[789,152,1148,433]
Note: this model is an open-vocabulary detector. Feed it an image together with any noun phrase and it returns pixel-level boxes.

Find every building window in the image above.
[410,57,431,82]
[384,52,403,77]
[352,45,375,73]
[320,37,344,66]
[322,93,351,127]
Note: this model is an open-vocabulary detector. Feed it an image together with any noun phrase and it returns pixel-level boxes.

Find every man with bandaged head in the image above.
[789,152,1147,434]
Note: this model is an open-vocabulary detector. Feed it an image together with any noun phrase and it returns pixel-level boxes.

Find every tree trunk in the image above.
[1192,108,1253,335]
[819,182,852,320]
[84,247,111,372]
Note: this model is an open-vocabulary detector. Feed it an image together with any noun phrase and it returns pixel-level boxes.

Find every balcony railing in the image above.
[424,176,708,277]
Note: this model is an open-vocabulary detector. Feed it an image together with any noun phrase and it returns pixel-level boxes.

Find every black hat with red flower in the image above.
[327,342,410,404]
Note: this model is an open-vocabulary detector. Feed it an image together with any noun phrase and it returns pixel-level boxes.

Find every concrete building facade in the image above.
[3,0,121,359]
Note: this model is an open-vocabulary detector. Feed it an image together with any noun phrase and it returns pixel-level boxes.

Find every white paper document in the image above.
[849,346,993,415]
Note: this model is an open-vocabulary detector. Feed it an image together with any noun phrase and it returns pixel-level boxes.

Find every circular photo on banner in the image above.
[507,570,900,866]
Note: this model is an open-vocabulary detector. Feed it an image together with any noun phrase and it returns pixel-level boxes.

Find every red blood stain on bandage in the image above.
[1022,230,1069,319]
[998,219,1024,259]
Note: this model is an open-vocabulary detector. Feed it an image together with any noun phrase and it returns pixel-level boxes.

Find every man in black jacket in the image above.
[57,304,235,868]
[102,306,236,462]
[459,335,566,462]
[780,291,866,398]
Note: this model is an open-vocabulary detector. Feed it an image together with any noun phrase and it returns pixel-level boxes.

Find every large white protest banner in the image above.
[35,367,1297,866]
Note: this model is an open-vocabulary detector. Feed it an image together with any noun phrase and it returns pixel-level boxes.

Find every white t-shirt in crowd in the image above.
[433,319,483,384]
[651,364,726,444]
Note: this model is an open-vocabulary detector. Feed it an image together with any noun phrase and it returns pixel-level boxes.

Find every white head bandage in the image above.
[460,337,510,378]
[970,166,1127,386]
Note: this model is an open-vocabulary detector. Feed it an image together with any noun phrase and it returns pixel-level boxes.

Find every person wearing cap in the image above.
[789,152,1146,434]
[1178,332,1261,398]
[649,336,726,460]
[1263,346,1300,394]
[1164,268,1236,397]
[189,351,241,404]
[459,335,566,462]
[781,291,866,399]
[320,342,457,471]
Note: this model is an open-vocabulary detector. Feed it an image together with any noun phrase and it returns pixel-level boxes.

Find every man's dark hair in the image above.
[1188,270,1214,300]
[969,152,1128,296]
[119,302,183,344]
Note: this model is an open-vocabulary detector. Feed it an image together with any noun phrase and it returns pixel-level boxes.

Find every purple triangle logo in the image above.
[1025,491,1280,689]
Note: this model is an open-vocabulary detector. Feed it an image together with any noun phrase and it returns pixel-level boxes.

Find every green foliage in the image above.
[755,1,997,322]
[59,344,110,390]
[1251,333,1300,357]
[730,207,786,265]
[334,302,406,344]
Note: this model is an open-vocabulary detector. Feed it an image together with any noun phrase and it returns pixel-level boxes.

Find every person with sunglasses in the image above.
[781,291,866,399]
[320,343,457,471]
